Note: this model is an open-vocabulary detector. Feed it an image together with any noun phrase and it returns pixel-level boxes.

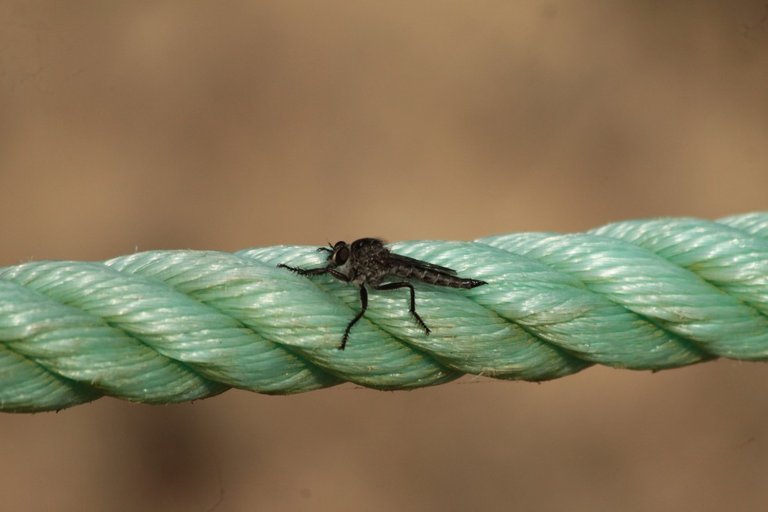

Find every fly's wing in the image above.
[386,253,458,276]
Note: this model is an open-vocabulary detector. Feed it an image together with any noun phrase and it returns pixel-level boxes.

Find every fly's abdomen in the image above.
[392,265,486,289]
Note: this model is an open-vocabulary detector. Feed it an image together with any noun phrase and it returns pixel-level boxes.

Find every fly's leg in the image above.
[278,264,327,276]
[277,264,350,282]
[375,282,431,335]
[340,285,368,350]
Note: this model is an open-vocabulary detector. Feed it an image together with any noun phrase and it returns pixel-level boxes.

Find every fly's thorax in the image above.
[359,266,389,286]
[351,241,390,284]
[347,252,389,285]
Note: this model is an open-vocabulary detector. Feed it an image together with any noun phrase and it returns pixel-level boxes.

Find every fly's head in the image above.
[318,240,352,273]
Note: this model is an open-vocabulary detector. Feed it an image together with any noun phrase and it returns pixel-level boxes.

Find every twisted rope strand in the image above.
[1,213,766,412]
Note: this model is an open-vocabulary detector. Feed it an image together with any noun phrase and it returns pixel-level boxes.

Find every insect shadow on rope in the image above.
[278,238,487,349]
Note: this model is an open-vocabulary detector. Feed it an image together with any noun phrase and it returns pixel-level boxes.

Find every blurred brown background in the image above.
[2,1,768,510]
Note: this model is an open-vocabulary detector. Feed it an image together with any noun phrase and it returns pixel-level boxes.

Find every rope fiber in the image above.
[1,213,767,413]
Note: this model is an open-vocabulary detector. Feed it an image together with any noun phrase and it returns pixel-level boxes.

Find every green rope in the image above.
[1,213,767,413]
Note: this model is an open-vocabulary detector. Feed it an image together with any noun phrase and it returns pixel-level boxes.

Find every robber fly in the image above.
[277,238,487,349]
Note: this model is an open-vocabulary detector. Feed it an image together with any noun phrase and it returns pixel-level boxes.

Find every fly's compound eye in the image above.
[333,245,350,266]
